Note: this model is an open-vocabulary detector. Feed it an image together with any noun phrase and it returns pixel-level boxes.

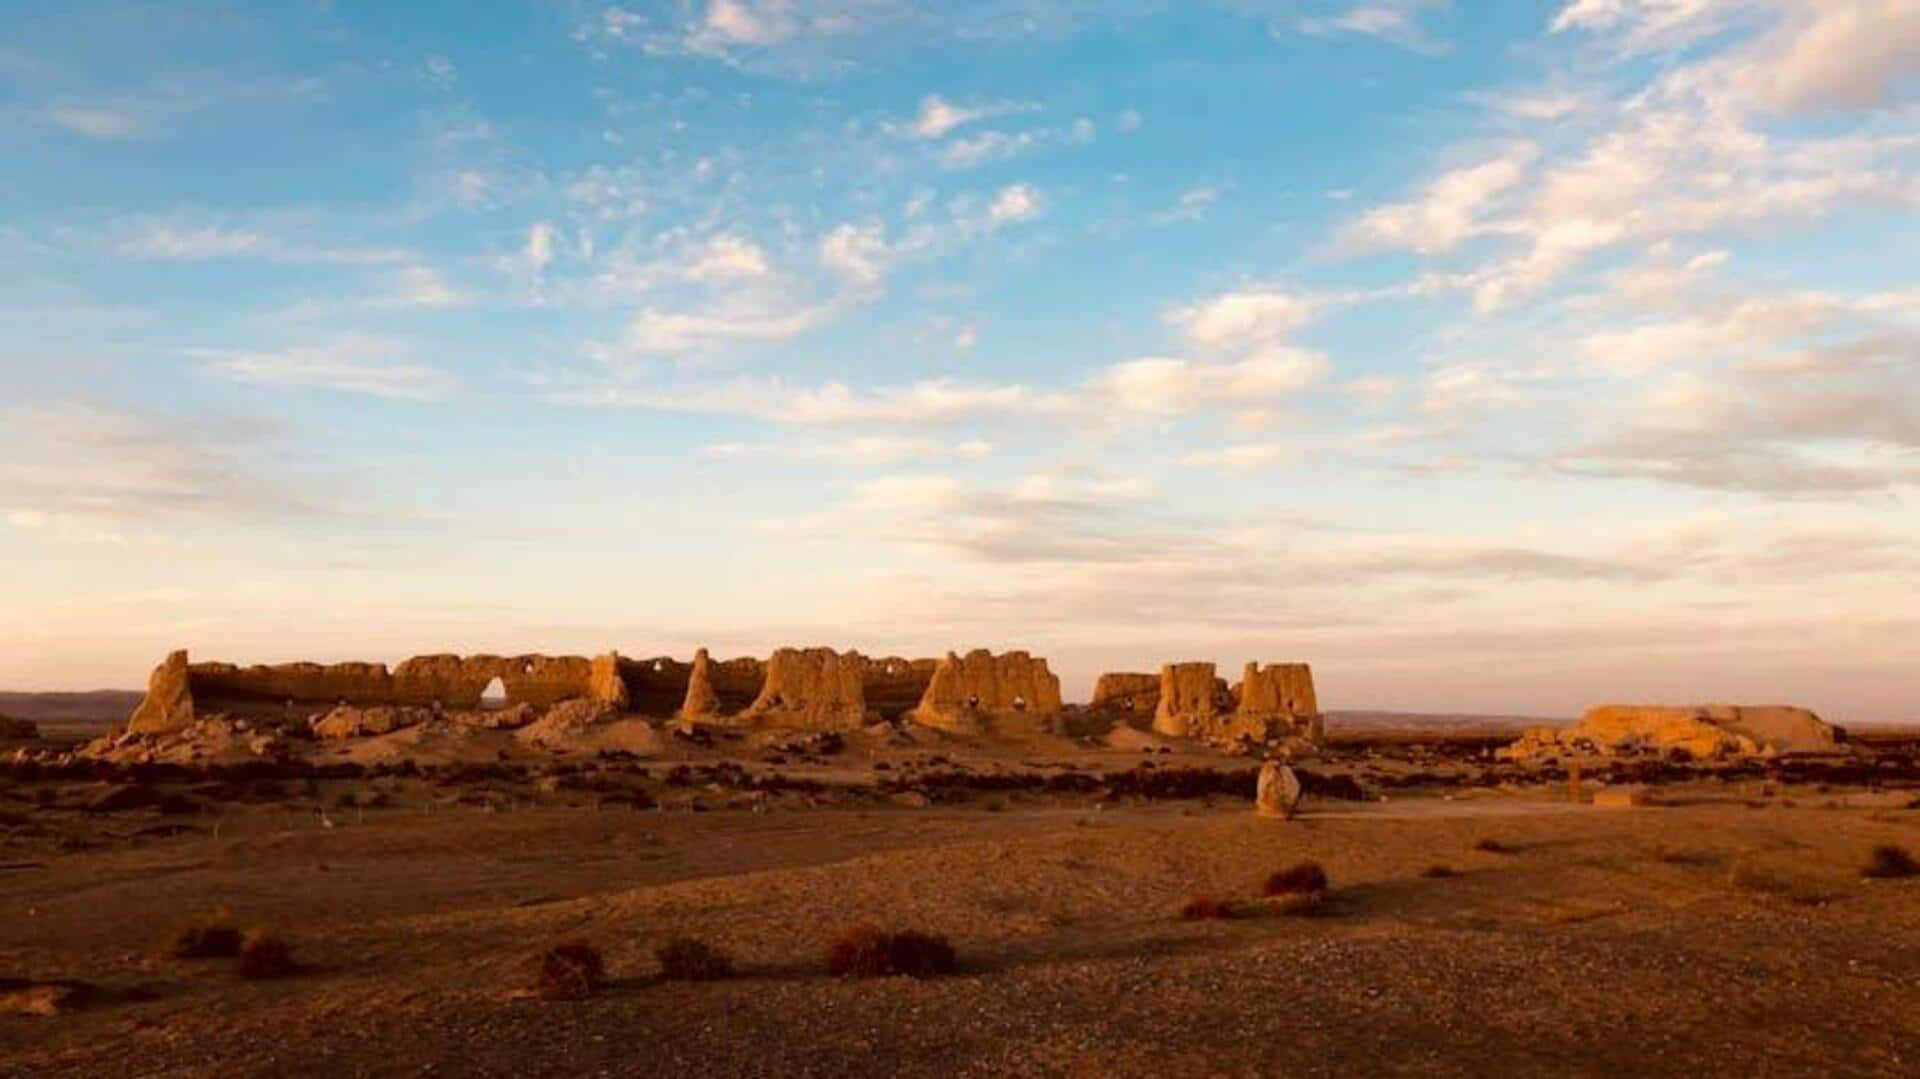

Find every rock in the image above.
[740,648,868,730]
[1090,673,1160,719]
[128,650,195,734]
[1236,663,1323,742]
[1255,761,1303,819]
[680,648,721,720]
[515,699,661,756]
[1152,663,1229,739]
[1505,704,1840,762]
[909,649,1063,734]
[588,651,629,709]
[889,791,931,808]
[0,979,95,1016]
[311,705,432,740]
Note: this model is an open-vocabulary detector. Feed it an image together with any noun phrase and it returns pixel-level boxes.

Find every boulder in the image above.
[1255,761,1303,819]
[740,647,868,731]
[128,650,195,734]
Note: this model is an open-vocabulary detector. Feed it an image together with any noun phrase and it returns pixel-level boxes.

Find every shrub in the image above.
[236,931,295,979]
[1421,865,1458,879]
[1262,861,1329,897]
[1180,895,1230,920]
[167,918,242,959]
[1861,844,1918,880]
[1728,857,1834,906]
[655,937,733,981]
[1473,838,1514,854]
[825,925,956,979]
[537,941,605,1000]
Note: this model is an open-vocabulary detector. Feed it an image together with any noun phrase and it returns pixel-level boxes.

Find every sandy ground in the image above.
[3,777,1917,1078]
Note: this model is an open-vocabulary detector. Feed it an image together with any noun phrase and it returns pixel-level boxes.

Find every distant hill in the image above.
[1324,710,1568,740]
[0,690,140,739]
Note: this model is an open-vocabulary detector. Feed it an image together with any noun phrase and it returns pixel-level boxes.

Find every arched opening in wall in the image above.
[479,677,508,710]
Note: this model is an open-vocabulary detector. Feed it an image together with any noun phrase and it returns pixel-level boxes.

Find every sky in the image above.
[0,1,1915,720]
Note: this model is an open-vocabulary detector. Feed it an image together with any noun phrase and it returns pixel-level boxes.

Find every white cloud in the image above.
[193,338,457,400]
[553,375,1074,426]
[1171,287,1319,347]
[1342,148,1534,255]
[1296,1,1453,55]
[987,183,1042,224]
[908,94,1020,139]
[43,105,145,139]
[524,222,556,272]
[1418,362,1525,416]
[817,222,890,287]
[1091,349,1329,415]
[123,223,267,259]
[1182,442,1295,469]
[684,234,771,281]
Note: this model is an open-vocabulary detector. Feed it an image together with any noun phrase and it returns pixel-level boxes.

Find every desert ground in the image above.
[3,718,1918,1078]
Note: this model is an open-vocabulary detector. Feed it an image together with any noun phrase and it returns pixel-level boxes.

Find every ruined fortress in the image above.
[125,647,1322,746]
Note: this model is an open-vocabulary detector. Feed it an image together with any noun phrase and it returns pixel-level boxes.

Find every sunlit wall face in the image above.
[1,2,1914,722]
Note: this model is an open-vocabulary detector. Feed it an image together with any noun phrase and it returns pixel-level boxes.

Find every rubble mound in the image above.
[1505,704,1841,761]
[515,699,663,756]
[81,717,292,766]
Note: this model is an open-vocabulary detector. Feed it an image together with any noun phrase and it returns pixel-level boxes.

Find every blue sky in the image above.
[1,1,1915,720]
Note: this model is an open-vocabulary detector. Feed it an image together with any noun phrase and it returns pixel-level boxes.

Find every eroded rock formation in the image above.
[680,648,720,720]
[1506,704,1841,761]
[740,648,868,730]
[128,650,195,734]
[1090,672,1160,719]
[1151,663,1233,740]
[117,645,1327,749]
[911,650,1063,734]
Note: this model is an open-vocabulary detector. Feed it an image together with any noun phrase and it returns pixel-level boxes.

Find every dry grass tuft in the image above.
[655,937,734,981]
[1473,838,1515,855]
[1861,844,1918,879]
[536,941,606,1000]
[825,925,957,979]
[236,931,295,979]
[1727,857,1835,906]
[1262,861,1329,897]
[1180,895,1231,920]
[167,917,242,960]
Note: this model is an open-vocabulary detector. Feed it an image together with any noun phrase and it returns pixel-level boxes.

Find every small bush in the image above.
[236,931,295,979]
[1180,895,1230,920]
[1728,858,1834,906]
[537,941,605,1000]
[655,937,733,981]
[1421,865,1458,879]
[167,919,242,959]
[1473,838,1514,854]
[1263,861,1329,897]
[825,925,956,979]
[1861,844,1918,880]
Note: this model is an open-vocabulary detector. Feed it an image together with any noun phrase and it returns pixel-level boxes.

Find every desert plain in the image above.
[2,670,1917,1078]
